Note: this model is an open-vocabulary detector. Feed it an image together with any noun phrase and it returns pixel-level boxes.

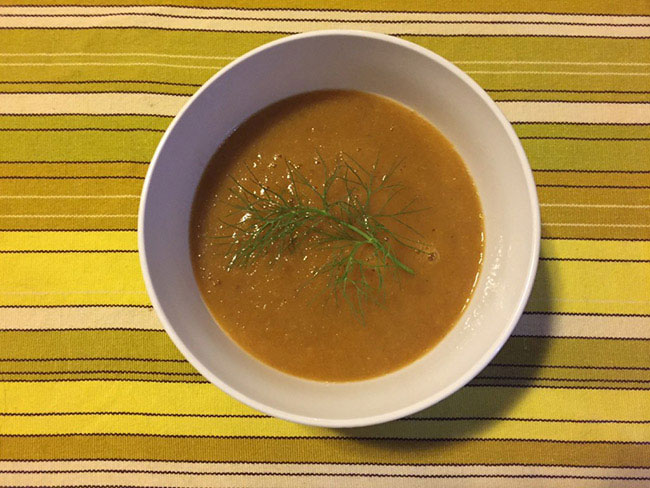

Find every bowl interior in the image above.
[140,31,539,427]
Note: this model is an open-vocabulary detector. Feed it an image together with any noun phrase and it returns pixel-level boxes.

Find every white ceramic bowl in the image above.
[139,30,540,427]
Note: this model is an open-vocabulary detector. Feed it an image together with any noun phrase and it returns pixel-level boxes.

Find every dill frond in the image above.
[213,153,429,319]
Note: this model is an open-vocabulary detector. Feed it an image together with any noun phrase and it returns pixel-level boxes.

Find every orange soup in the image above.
[190,90,483,381]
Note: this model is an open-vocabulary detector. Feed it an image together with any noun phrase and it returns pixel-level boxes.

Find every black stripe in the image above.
[496,100,650,104]
[542,236,650,242]
[0,176,144,179]
[1,26,649,39]
[0,327,160,331]
[0,113,173,117]
[0,412,265,418]
[0,79,203,87]
[1,433,647,444]
[514,122,650,126]
[0,249,139,253]
[0,84,645,93]
[0,379,206,383]
[0,304,152,308]
[3,5,650,17]
[0,90,190,96]
[512,334,650,341]
[537,183,650,188]
[0,357,184,362]
[477,375,650,383]
[522,136,650,140]
[0,460,647,470]
[539,257,650,263]
[0,127,165,132]
[523,311,650,317]
[469,384,650,391]
[488,88,650,94]
[0,378,645,390]
[404,417,650,424]
[3,11,650,27]
[0,471,647,481]
[490,363,650,371]
[0,160,149,164]
[0,370,200,375]
[533,168,650,173]
[0,229,138,232]
[1,412,646,424]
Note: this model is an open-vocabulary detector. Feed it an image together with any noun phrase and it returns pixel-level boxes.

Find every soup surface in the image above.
[190,90,483,381]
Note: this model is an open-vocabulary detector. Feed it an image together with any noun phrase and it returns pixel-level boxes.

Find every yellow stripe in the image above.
[0,382,647,440]
[0,232,137,252]
[0,253,148,306]
[540,239,650,260]
[527,260,650,314]
[2,251,647,313]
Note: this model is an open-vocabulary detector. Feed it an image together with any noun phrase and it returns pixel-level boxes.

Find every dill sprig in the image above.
[215,154,428,318]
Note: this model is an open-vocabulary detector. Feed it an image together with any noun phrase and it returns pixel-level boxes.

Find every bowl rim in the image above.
[138,29,541,428]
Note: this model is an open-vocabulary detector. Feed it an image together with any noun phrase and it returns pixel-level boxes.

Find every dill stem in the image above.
[309,208,415,275]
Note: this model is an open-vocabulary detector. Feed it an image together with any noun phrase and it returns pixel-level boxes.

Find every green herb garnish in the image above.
[215,154,428,318]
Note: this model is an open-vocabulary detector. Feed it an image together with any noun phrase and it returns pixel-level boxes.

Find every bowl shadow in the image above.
[330,258,553,453]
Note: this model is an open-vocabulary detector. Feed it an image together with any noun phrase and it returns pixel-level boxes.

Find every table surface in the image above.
[0,1,649,487]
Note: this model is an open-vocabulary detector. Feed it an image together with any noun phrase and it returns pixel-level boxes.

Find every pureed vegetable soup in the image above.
[190,90,484,381]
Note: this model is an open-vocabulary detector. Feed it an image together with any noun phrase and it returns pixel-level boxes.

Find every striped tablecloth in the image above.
[1,1,649,486]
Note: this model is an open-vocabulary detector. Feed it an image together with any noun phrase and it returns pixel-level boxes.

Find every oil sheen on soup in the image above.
[190,90,484,382]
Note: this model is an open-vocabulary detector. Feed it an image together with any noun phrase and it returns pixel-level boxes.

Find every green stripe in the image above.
[1,360,647,383]
[524,140,650,172]
[0,84,198,96]
[0,32,647,93]
[1,132,648,172]
[495,337,650,369]
[0,179,144,196]
[0,330,183,361]
[0,132,162,162]
[0,115,173,131]
[0,358,196,374]
[490,91,650,103]
[0,30,277,63]
[1,331,648,369]
[0,435,648,466]
[0,162,149,179]
[514,124,650,139]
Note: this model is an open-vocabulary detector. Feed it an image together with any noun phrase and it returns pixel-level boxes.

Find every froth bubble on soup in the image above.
[190,90,484,382]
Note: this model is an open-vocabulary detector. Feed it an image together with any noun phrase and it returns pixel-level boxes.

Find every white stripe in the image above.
[0,195,140,199]
[467,70,650,76]
[457,60,650,66]
[0,460,648,488]
[0,52,236,60]
[543,223,650,228]
[1,53,647,67]
[0,62,221,69]
[541,203,650,208]
[498,101,650,123]
[1,5,649,24]
[535,298,650,304]
[0,214,137,218]
[0,306,161,330]
[0,93,185,116]
[0,291,147,295]
[3,61,647,75]
[0,7,648,37]
[514,313,650,338]
[1,94,648,123]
